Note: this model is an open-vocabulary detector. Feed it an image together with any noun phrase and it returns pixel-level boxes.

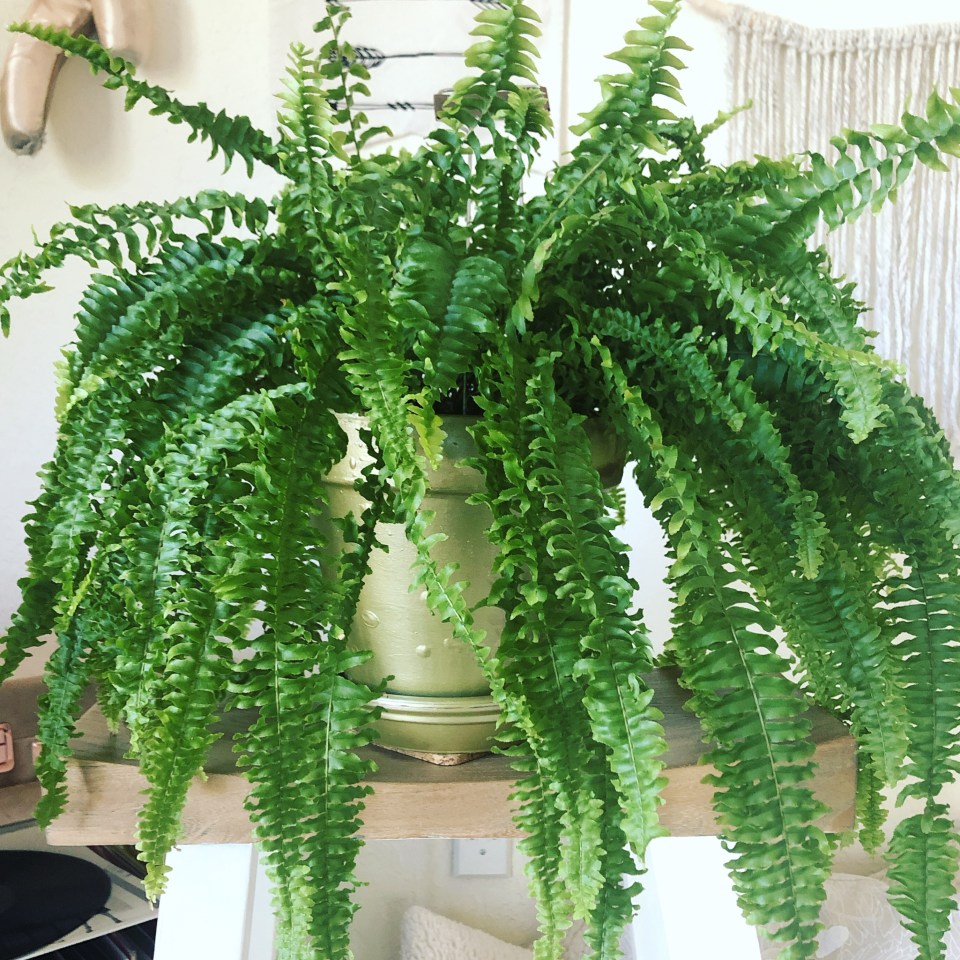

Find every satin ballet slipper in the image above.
[1,0,151,155]
[1,0,92,154]
[89,0,151,65]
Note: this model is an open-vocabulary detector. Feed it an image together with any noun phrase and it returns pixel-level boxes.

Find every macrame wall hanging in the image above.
[697,1,960,452]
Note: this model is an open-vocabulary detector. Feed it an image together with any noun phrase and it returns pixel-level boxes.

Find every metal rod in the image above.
[685,0,735,21]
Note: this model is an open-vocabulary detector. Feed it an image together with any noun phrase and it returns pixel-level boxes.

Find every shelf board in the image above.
[43,669,856,845]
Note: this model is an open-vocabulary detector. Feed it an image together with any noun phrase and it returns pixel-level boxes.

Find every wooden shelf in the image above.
[44,669,856,846]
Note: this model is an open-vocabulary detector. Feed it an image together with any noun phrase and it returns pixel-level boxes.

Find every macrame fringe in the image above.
[715,6,960,454]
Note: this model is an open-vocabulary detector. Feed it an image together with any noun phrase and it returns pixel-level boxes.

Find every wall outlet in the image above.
[451,838,512,878]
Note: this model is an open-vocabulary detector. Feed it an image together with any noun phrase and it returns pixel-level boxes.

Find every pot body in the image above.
[321,413,623,753]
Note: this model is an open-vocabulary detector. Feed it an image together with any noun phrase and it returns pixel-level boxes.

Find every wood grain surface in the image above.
[39,668,856,845]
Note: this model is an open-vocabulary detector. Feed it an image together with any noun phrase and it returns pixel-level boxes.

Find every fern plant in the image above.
[3,1,960,957]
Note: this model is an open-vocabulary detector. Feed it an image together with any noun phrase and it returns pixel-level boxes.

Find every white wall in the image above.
[353,839,540,955]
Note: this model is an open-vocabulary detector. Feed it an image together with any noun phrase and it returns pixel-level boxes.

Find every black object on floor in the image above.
[0,850,111,960]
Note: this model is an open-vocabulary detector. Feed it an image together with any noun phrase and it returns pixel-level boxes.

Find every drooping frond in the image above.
[33,619,95,826]
[8,241,276,660]
[0,191,271,336]
[467,348,665,954]
[440,1,545,136]
[222,394,378,960]
[511,753,572,960]
[587,341,834,956]
[886,808,960,960]
[8,23,279,174]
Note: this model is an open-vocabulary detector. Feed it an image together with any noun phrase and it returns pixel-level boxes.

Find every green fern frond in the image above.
[118,389,304,751]
[585,774,644,960]
[61,238,258,411]
[0,578,58,686]
[276,41,346,165]
[855,753,887,853]
[148,316,286,429]
[135,586,235,896]
[511,755,572,960]
[755,550,908,784]
[611,314,829,579]
[33,619,95,826]
[11,242,274,659]
[8,23,279,175]
[469,351,665,949]
[742,89,960,255]
[602,485,627,526]
[314,2,391,155]
[700,250,897,442]
[440,1,544,135]
[532,0,687,235]
[393,240,506,423]
[886,808,960,960]
[471,386,610,921]
[670,536,831,954]
[571,0,686,145]
[0,191,270,338]
[885,557,960,798]
[274,44,344,256]
[588,340,833,956]
[220,394,377,960]
[676,101,752,172]
[338,298,422,507]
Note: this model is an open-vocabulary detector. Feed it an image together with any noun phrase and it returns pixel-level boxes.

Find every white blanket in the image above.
[401,906,532,960]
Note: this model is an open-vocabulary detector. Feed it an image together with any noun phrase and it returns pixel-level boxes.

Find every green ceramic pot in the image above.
[322,414,623,754]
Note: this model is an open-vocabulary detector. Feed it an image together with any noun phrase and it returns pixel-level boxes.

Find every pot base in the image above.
[372,743,490,766]
[370,692,501,755]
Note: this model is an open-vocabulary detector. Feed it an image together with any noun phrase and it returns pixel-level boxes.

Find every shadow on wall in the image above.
[351,839,538,960]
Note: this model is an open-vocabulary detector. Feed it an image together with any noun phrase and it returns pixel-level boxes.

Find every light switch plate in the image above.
[452,838,512,878]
